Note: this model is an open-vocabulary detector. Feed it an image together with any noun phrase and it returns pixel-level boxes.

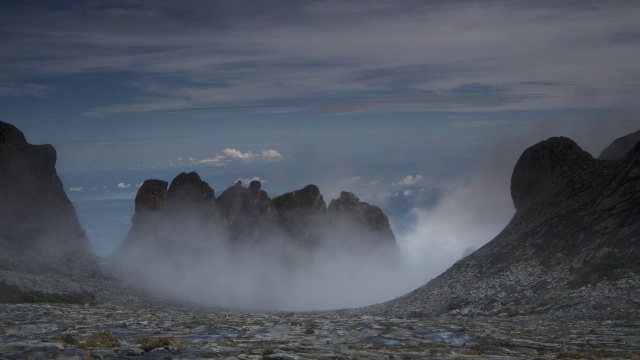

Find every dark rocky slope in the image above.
[0,121,88,256]
[0,121,103,303]
[599,129,640,160]
[373,135,640,318]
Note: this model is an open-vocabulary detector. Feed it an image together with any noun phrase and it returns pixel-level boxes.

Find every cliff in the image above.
[373,134,640,318]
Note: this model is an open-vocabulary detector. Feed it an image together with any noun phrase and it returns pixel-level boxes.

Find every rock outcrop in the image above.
[167,171,215,216]
[327,191,397,247]
[0,121,90,261]
[374,134,640,318]
[118,175,399,260]
[598,129,640,160]
[0,121,104,303]
[273,185,326,245]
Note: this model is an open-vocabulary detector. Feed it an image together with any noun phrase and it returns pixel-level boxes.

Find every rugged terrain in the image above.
[118,172,399,257]
[1,121,640,359]
[370,136,640,319]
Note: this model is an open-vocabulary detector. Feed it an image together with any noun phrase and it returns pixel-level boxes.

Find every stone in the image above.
[510,137,595,212]
[132,179,168,223]
[373,133,640,318]
[0,121,90,261]
[327,191,398,248]
[273,185,326,244]
[598,129,640,160]
[167,171,215,215]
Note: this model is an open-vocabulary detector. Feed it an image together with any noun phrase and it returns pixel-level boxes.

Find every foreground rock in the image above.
[1,302,639,359]
[372,135,640,318]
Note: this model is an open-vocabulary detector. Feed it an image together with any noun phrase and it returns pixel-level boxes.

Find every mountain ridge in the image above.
[370,134,640,318]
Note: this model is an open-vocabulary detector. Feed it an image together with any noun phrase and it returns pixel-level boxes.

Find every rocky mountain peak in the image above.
[0,121,28,145]
[510,136,594,211]
[327,191,397,249]
[0,121,92,272]
[167,171,215,214]
[374,131,640,318]
[135,180,168,214]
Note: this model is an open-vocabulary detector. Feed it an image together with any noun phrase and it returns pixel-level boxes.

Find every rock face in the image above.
[327,191,397,247]
[598,129,640,160]
[273,184,326,245]
[0,121,89,259]
[167,171,215,216]
[0,121,102,303]
[119,176,399,259]
[374,134,640,318]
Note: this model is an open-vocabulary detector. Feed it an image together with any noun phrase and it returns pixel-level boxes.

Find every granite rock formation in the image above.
[374,134,640,318]
[273,184,326,245]
[598,128,640,160]
[0,121,103,303]
[327,191,397,246]
[167,171,215,216]
[118,176,399,259]
[0,121,90,263]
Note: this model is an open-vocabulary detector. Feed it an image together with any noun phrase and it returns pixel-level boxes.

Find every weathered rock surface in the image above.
[119,177,399,255]
[599,129,640,160]
[218,180,276,242]
[1,302,639,359]
[167,171,215,216]
[0,121,89,256]
[0,121,105,303]
[131,179,168,226]
[273,185,326,245]
[373,135,640,318]
[327,191,397,247]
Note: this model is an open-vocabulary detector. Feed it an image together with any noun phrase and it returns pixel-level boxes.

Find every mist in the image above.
[106,118,640,311]
[111,210,408,311]
[394,117,640,292]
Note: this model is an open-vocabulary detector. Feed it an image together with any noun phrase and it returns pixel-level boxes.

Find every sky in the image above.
[2,1,640,300]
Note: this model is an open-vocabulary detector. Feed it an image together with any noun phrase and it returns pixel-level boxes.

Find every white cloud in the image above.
[237,176,265,185]
[136,183,143,188]
[69,186,83,192]
[196,154,227,166]
[116,182,131,189]
[393,175,424,186]
[221,148,283,162]
[156,148,284,169]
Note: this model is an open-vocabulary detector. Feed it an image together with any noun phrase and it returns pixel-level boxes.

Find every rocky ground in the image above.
[1,297,639,360]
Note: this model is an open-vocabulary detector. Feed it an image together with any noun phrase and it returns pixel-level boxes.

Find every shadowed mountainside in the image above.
[0,121,103,303]
[0,121,89,257]
[372,134,640,318]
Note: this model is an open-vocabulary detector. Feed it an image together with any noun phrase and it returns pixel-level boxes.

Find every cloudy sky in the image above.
[2,1,640,264]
